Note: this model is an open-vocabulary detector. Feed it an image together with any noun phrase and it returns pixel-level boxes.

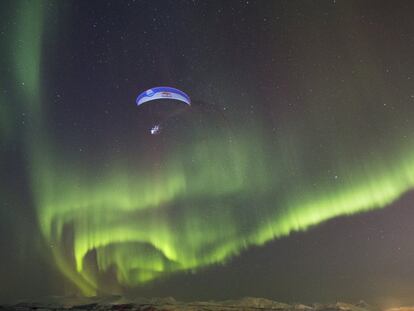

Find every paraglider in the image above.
[150,124,161,135]
[136,86,191,135]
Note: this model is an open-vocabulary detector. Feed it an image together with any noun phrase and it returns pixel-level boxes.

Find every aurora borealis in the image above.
[2,0,414,306]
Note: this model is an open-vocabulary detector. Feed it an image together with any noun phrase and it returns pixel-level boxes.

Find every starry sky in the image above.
[2,0,414,307]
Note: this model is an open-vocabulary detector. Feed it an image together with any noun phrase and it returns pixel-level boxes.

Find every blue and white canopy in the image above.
[136,86,191,106]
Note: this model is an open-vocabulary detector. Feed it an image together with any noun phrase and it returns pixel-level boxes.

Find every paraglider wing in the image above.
[136,86,191,106]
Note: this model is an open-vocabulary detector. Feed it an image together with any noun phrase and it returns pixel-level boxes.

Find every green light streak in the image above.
[32,128,414,295]
[13,0,44,115]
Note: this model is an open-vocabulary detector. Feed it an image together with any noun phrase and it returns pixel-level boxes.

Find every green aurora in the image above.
[10,1,414,296]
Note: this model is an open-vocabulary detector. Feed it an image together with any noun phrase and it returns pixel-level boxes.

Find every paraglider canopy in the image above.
[136,86,191,135]
[136,86,191,106]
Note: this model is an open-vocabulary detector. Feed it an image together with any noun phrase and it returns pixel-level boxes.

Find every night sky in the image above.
[2,0,414,307]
